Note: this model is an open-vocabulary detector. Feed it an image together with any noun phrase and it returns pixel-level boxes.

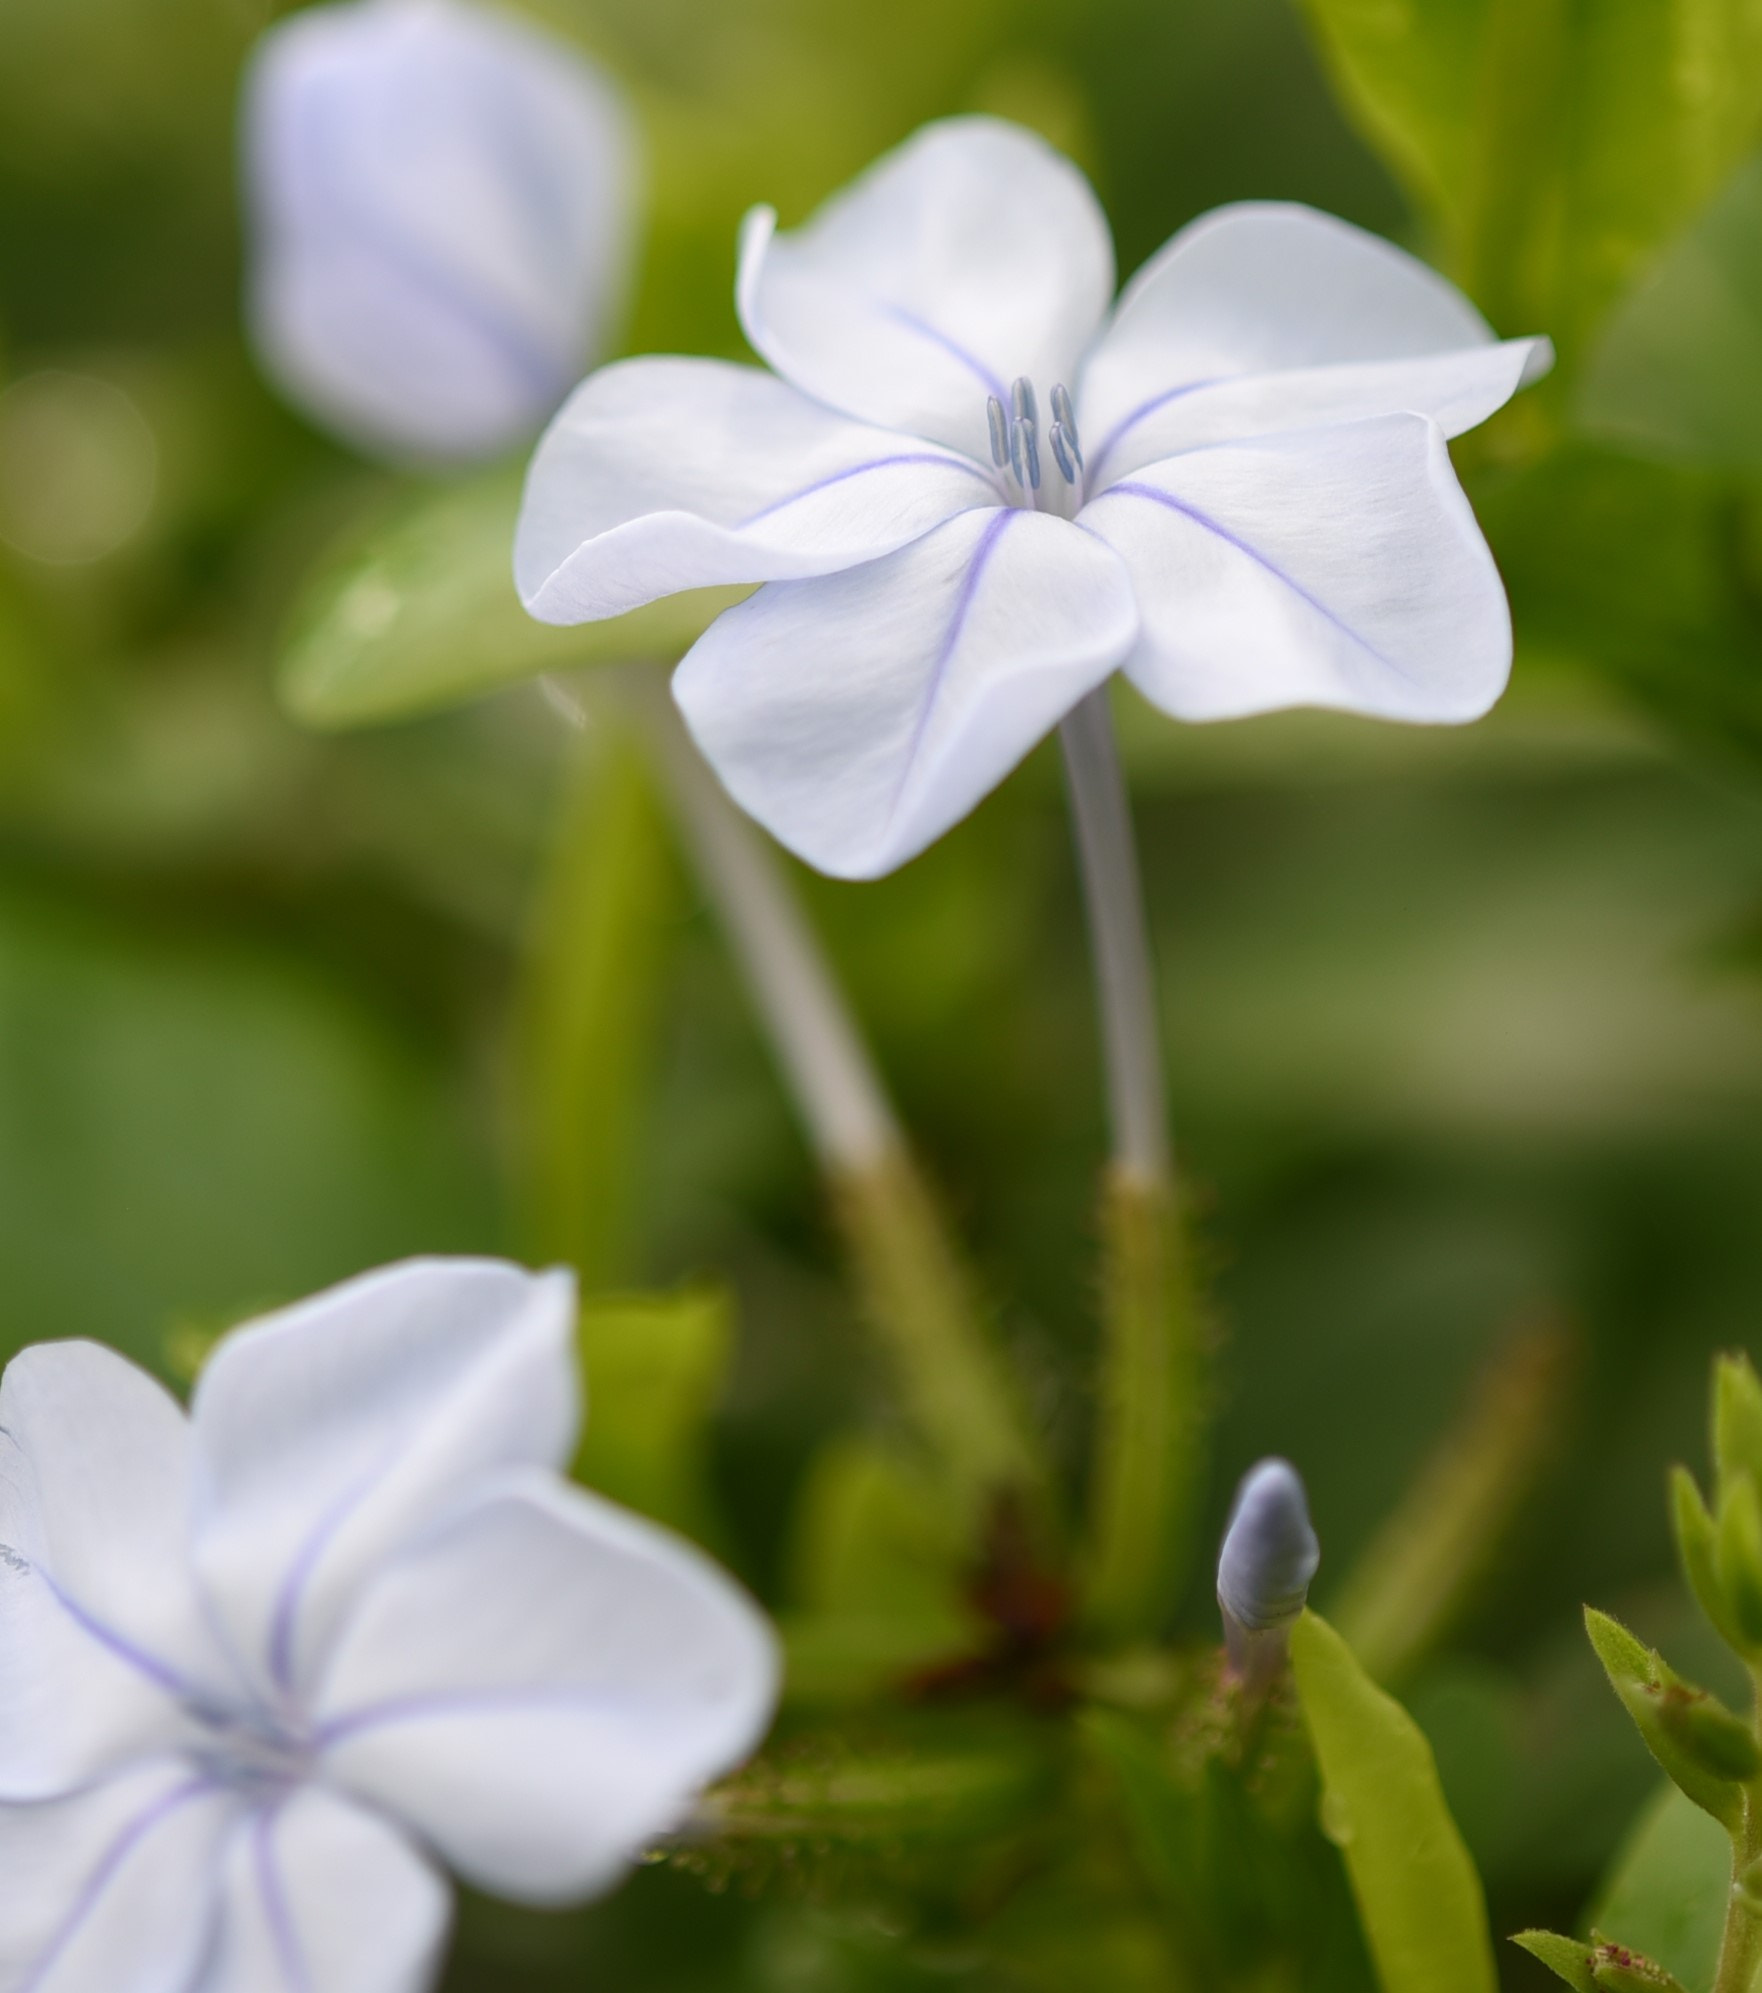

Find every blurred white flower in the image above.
[0,1259,776,1993]
[244,0,638,462]
[516,117,1552,879]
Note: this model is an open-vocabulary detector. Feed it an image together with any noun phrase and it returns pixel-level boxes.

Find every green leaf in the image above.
[779,1436,971,1703]
[572,1285,732,1544]
[1511,1932,1598,1993]
[1583,1608,1748,1827]
[1581,153,1762,470]
[277,468,745,729]
[1294,0,1762,353]
[1289,1609,1498,1993]
[1714,1352,1762,1493]
[0,884,491,1377]
[510,719,678,1288]
[1289,0,1486,242]
[1672,1466,1751,1659]
[1589,1784,1730,1993]
[1716,1475,1762,1649]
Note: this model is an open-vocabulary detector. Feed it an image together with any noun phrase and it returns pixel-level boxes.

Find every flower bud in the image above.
[243,0,637,462]
[1583,1607,1752,1828]
[1217,1458,1320,1687]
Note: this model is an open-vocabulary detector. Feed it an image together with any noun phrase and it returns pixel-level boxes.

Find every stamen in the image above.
[1051,383,1080,456]
[1010,377,1038,427]
[1009,414,1040,491]
[986,396,1010,469]
[1050,421,1080,486]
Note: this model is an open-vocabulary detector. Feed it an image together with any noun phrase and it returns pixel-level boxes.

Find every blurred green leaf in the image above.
[779,1435,971,1703]
[1582,151,1762,474]
[1295,0,1762,351]
[1290,1608,1497,1993]
[573,1284,732,1543]
[0,882,492,1374]
[511,717,678,1287]
[278,468,744,729]
[1589,1784,1729,1993]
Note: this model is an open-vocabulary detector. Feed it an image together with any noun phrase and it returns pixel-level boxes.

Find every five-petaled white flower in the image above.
[0,1259,777,1993]
[244,0,637,463]
[516,117,1552,879]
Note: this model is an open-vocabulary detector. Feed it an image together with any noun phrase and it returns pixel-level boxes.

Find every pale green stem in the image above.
[1058,688,1201,1638]
[1057,688,1169,1186]
[1716,1679,1762,1993]
[588,671,1048,1519]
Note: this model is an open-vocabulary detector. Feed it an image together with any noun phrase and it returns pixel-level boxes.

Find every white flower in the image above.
[244,0,637,463]
[0,1259,777,1993]
[515,117,1552,879]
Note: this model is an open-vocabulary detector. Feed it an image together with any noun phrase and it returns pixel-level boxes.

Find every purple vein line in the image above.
[881,510,1016,839]
[1093,482,1418,688]
[877,304,1009,404]
[736,453,996,529]
[36,1568,200,1702]
[1085,379,1221,486]
[20,1777,216,1993]
[255,1806,311,1993]
[267,1460,391,1693]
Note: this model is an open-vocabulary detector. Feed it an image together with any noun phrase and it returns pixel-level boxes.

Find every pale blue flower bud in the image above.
[1217,1458,1319,1680]
[243,0,638,463]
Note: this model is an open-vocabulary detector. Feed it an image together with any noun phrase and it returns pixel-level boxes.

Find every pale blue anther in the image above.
[1009,413,1040,491]
[1051,382,1080,457]
[987,395,1010,469]
[1010,377,1037,427]
[1049,421,1080,486]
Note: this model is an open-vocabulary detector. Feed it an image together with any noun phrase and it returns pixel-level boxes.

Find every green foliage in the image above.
[1294,0,1762,354]
[1582,157,1762,471]
[1582,1608,1748,1828]
[572,1285,732,1543]
[1588,1785,1729,1993]
[1713,1353,1762,1493]
[277,469,744,729]
[511,717,678,1287]
[1289,1609,1497,1993]
[780,1437,972,1703]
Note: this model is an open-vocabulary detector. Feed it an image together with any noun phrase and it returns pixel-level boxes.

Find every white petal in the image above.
[315,1474,778,1903]
[675,507,1138,879]
[193,1788,449,1993]
[1082,340,1551,490]
[0,1342,230,1794]
[515,357,998,623]
[190,1258,578,1703]
[244,0,637,461]
[1081,414,1510,723]
[1079,202,1550,482]
[737,117,1114,460]
[0,1758,234,1993]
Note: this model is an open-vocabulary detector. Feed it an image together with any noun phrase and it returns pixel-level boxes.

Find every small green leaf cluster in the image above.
[1523,1354,1762,1993]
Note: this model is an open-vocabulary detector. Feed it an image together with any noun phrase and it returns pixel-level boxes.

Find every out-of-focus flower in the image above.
[244,0,637,463]
[516,117,1551,880]
[1217,1456,1320,1687]
[0,1259,776,1992]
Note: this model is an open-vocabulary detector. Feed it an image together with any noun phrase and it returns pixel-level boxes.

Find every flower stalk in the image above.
[622,672,1048,1520]
[1059,689,1202,1638]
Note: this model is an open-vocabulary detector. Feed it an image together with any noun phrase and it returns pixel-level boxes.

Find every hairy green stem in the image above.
[1059,690,1201,1638]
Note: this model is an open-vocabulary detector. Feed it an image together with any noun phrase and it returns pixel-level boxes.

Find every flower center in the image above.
[986,378,1084,518]
[185,1696,312,1798]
